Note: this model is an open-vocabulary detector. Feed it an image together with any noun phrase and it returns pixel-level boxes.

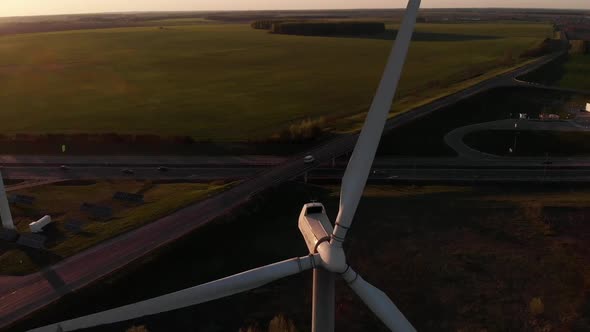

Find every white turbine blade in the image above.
[332,0,421,244]
[342,267,416,332]
[29,255,318,332]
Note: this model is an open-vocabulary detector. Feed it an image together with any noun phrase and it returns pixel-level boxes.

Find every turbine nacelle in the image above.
[298,203,347,273]
[298,203,333,253]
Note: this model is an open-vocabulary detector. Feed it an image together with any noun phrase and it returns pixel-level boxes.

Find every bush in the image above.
[529,297,545,316]
[274,117,326,143]
[498,49,516,66]
[570,40,588,54]
[239,327,262,332]
[268,314,298,332]
[239,314,298,332]
[520,38,561,58]
[126,326,149,332]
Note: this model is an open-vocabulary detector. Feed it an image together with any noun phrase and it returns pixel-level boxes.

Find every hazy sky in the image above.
[1,0,589,17]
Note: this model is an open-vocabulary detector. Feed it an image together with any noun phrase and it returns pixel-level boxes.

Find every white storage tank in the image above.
[29,215,52,233]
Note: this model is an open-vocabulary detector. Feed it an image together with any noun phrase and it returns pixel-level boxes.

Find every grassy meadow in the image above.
[521,53,590,91]
[12,182,590,332]
[0,180,229,275]
[555,54,590,91]
[0,22,553,141]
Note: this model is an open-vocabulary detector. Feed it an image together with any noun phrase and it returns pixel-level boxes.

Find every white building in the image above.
[586,103,590,112]
[29,215,52,233]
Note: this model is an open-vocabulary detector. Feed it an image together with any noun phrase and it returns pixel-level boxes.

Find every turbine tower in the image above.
[29,1,421,331]
[0,170,15,230]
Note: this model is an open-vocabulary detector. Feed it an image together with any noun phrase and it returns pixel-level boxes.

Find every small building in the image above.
[29,215,52,233]
[586,103,590,112]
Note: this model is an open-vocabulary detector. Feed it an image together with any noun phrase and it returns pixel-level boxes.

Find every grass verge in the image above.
[0,181,230,275]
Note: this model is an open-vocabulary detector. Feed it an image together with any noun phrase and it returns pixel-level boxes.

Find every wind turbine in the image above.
[29,1,421,331]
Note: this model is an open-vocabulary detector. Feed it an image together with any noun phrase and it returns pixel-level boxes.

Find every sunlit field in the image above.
[0,23,552,141]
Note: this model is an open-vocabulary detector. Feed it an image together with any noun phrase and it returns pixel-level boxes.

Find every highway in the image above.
[314,167,590,183]
[0,166,259,181]
[7,163,590,183]
[0,155,284,168]
[0,51,568,330]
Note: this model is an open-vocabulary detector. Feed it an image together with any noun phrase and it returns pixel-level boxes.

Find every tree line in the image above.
[250,20,286,30]
[272,21,385,36]
[520,38,563,58]
[251,20,386,36]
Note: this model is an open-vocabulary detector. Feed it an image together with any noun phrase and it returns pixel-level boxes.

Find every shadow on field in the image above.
[337,29,500,41]
[22,225,71,294]
[519,53,568,86]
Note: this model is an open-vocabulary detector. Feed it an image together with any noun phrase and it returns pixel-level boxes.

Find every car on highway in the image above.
[304,155,315,164]
[60,165,70,171]
[542,160,553,165]
[158,166,169,172]
[122,169,135,175]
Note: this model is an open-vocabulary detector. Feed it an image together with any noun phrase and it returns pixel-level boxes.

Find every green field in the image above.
[0,180,229,275]
[521,53,590,91]
[0,22,552,141]
[13,182,590,331]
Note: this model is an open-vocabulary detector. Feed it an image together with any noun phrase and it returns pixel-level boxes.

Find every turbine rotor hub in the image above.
[316,241,347,273]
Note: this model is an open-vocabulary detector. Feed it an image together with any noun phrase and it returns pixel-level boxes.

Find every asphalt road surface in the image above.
[0,166,260,181]
[0,52,567,331]
[314,167,590,183]
[7,164,590,184]
[0,155,284,167]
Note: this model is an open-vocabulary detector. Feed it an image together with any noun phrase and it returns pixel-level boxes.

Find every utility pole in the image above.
[0,170,15,230]
[543,152,550,182]
[513,131,520,154]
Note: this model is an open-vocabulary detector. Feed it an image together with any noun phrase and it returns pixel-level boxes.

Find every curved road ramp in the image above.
[444,118,590,160]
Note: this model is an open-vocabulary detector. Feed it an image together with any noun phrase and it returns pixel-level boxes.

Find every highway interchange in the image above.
[1,50,589,330]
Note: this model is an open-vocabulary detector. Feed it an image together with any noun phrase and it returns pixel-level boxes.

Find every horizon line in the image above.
[1,6,588,19]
